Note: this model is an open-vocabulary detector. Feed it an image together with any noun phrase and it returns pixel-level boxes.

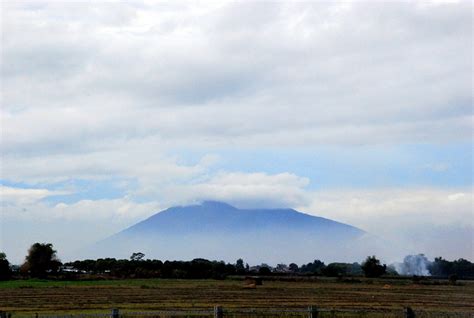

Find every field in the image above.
[0,277,473,316]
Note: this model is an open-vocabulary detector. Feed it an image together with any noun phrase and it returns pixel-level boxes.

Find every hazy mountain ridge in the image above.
[121,201,363,236]
[93,201,379,264]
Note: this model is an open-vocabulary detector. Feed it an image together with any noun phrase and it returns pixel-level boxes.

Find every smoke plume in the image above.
[396,254,431,276]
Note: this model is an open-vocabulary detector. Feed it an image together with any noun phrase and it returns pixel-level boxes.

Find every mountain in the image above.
[92,201,377,264]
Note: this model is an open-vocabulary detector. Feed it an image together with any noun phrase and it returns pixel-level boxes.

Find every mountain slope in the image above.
[123,201,362,236]
[93,201,376,264]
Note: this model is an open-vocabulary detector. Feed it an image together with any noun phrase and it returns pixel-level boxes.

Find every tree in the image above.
[275,263,289,273]
[361,256,386,278]
[130,252,145,261]
[429,257,474,278]
[258,263,272,275]
[23,243,61,278]
[289,263,299,272]
[0,252,12,280]
[235,258,245,274]
[322,263,348,277]
[300,260,326,275]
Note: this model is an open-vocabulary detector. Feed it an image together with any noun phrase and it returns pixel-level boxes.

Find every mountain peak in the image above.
[200,200,236,209]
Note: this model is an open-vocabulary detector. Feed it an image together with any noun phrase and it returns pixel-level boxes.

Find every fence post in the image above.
[404,307,415,318]
[111,308,120,318]
[214,305,223,318]
[308,305,318,318]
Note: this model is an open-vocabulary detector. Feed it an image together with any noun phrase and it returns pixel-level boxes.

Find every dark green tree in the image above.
[429,257,474,278]
[235,258,245,274]
[130,252,145,261]
[300,259,326,275]
[322,263,348,277]
[361,255,386,278]
[0,252,12,280]
[289,263,299,272]
[23,243,61,278]
[258,266,271,275]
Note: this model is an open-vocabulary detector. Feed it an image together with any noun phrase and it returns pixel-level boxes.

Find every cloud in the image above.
[1,190,158,223]
[163,171,311,208]
[0,137,213,184]
[2,1,472,160]
[301,187,474,260]
[52,198,158,222]
[1,0,471,192]
[0,196,161,264]
[2,180,472,262]
[303,187,473,228]
[0,186,69,205]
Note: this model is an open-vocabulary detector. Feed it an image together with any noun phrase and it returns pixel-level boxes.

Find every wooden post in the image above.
[111,308,119,318]
[308,305,318,318]
[214,305,223,318]
[404,307,415,318]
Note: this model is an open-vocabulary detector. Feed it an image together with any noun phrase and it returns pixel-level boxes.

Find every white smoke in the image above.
[395,254,431,276]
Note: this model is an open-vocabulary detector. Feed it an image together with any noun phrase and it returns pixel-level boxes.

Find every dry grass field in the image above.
[0,278,473,316]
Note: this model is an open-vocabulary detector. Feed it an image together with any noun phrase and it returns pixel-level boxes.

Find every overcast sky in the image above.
[1,0,472,264]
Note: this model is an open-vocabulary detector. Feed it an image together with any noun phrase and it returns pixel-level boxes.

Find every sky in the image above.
[0,0,472,265]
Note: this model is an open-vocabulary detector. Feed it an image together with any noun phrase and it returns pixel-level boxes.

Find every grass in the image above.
[0,277,473,316]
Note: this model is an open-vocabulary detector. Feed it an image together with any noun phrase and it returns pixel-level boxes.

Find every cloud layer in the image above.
[1,1,472,263]
[2,176,472,263]
[2,1,472,158]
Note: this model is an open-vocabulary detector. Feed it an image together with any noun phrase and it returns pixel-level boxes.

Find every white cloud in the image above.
[0,185,68,205]
[51,198,158,222]
[303,188,473,228]
[448,192,465,201]
[301,187,474,260]
[1,191,158,223]
[0,196,161,264]
[1,1,471,160]
[164,171,311,208]
[0,137,213,185]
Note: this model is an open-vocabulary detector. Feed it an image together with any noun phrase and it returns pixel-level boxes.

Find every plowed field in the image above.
[0,278,473,315]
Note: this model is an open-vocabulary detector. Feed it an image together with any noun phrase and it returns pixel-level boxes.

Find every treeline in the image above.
[61,256,388,279]
[298,260,368,277]
[66,258,237,279]
[429,257,474,279]
[1,243,473,281]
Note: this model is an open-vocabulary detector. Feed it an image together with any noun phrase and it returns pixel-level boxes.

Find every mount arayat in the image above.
[92,201,380,264]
